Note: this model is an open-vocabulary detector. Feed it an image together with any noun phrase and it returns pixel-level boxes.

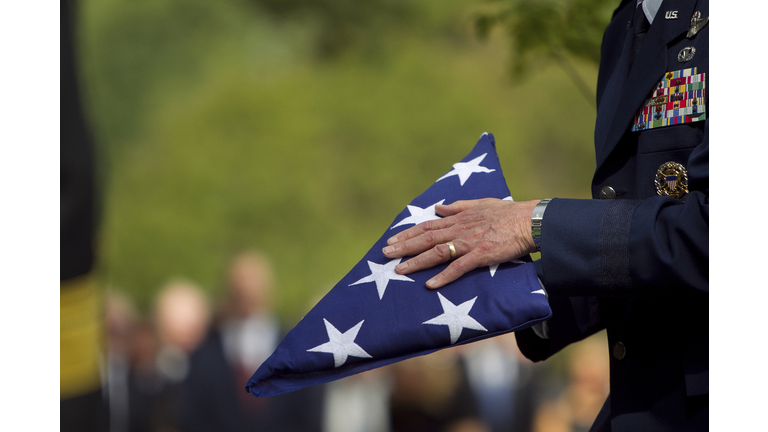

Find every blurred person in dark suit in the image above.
[125,319,165,432]
[532,335,609,432]
[181,250,324,432]
[388,349,483,432]
[105,290,139,432]
[461,333,543,432]
[153,280,212,432]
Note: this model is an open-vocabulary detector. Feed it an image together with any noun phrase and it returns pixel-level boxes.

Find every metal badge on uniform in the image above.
[678,46,696,63]
[655,162,688,199]
[631,68,706,132]
[687,11,709,38]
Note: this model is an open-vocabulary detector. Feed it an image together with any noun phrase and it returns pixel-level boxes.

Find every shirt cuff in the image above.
[530,278,550,339]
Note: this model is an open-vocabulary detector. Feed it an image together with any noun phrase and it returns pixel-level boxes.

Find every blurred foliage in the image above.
[75,0,602,320]
[249,0,424,58]
[474,0,617,105]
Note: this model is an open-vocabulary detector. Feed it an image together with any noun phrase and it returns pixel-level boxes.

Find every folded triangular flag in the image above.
[246,132,551,397]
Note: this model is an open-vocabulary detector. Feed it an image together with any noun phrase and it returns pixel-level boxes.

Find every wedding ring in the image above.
[446,241,457,259]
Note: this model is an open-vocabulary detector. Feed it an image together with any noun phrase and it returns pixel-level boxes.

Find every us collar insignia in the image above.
[687,11,708,38]
[655,162,689,199]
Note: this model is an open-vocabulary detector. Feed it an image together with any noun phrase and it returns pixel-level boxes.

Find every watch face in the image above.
[532,200,549,251]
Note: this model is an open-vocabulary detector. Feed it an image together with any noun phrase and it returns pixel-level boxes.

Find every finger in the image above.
[435,199,488,217]
[425,251,481,289]
[385,216,452,247]
[393,241,460,275]
[383,226,455,259]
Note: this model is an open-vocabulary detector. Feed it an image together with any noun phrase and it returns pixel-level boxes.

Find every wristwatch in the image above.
[531,199,551,252]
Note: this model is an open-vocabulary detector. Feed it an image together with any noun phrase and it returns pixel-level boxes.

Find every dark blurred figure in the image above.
[462,333,543,432]
[389,348,485,432]
[105,290,139,432]
[125,319,165,432]
[532,335,609,432]
[181,250,324,432]
[61,0,108,430]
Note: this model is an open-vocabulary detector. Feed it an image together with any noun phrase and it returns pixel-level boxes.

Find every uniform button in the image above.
[599,186,617,200]
[612,342,626,360]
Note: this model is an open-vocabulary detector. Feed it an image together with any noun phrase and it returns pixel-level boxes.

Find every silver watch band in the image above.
[531,199,551,252]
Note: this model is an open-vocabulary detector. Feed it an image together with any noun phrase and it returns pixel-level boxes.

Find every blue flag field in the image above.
[246,132,552,397]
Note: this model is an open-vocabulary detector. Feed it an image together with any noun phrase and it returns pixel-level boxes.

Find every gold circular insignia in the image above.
[655,161,689,199]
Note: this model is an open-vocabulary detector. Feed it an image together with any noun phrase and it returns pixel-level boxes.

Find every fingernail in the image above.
[395,262,408,273]
[426,279,437,288]
[387,236,398,245]
[383,246,394,256]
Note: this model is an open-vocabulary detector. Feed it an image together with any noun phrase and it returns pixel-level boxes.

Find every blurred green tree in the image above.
[79,0,602,316]
[474,0,618,106]
[248,0,424,58]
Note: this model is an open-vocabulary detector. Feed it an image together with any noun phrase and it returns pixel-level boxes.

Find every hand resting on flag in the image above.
[245,132,552,398]
[383,198,540,289]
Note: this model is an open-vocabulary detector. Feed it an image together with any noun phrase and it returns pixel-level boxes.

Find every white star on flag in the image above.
[489,259,525,277]
[391,200,445,229]
[423,292,487,344]
[350,258,415,300]
[307,319,372,368]
[436,153,496,186]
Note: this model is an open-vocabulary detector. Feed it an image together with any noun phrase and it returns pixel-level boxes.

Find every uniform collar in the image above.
[637,0,664,24]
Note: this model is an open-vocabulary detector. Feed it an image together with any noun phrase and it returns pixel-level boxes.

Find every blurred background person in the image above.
[461,333,544,432]
[154,279,212,382]
[105,290,139,432]
[181,249,324,432]
[219,250,278,384]
[532,334,609,432]
[124,318,164,432]
[388,348,483,432]
[153,279,212,432]
[322,368,392,432]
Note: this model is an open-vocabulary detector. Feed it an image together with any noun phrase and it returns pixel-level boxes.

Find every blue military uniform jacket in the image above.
[516,0,709,430]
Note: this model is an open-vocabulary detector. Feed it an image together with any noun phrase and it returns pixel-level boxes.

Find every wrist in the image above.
[531,199,551,252]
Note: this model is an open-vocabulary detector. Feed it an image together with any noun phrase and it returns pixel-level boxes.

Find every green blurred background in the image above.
[77,0,614,321]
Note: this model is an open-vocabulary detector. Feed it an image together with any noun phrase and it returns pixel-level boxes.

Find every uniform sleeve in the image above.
[537,121,709,299]
[514,295,604,361]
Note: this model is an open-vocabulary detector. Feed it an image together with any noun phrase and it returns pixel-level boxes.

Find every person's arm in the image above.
[381,122,708,299]
[516,295,604,361]
[538,124,708,299]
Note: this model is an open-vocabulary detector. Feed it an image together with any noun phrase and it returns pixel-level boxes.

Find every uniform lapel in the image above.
[595,0,698,169]
[593,4,635,162]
